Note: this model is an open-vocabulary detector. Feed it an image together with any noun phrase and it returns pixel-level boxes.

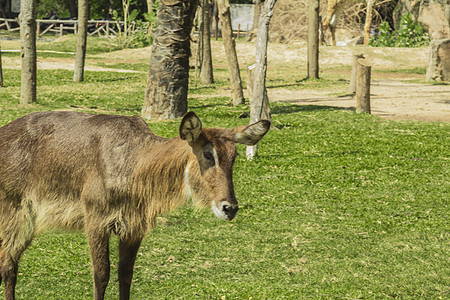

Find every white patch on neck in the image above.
[184,161,193,199]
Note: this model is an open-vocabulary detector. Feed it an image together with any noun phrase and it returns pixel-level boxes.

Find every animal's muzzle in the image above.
[212,201,238,221]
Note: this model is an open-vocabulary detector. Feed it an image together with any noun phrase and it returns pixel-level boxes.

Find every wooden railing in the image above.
[0,18,140,37]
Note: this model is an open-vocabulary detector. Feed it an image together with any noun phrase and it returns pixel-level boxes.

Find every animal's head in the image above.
[180,112,270,221]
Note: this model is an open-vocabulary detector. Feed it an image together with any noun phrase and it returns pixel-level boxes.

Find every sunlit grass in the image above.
[0,40,448,299]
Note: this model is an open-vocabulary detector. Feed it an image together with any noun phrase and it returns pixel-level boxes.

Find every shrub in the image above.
[110,1,158,49]
[369,13,430,47]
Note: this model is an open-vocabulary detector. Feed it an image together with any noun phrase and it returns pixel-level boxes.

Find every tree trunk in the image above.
[0,43,3,87]
[142,0,198,121]
[73,0,89,82]
[364,0,375,45]
[247,0,276,160]
[247,0,262,41]
[217,0,245,106]
[19,0,37,104]
[213,1,219,40]
[201,0,214,85]
[426,39,450,82]
[307,0,319,79]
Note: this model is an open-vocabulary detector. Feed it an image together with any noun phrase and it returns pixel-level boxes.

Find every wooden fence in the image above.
[0,18,140,37]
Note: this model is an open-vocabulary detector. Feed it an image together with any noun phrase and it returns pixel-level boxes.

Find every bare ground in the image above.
[267,81,450,122]
[233,42,450,122]
[1,39,449,122]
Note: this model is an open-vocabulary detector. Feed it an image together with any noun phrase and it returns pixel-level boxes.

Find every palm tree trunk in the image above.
[142,0,198,121]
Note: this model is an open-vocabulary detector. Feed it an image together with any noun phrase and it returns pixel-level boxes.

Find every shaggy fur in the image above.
[0,111,270,300]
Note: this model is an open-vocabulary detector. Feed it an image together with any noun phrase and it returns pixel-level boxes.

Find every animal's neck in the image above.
[132,137,194,223]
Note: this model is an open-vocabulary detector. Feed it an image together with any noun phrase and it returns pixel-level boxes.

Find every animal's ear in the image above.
[180,112,202,142]
[233,120,271,146]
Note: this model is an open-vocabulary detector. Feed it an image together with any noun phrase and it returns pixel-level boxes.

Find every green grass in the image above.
[0,56,449,299]
[380,67,427,75]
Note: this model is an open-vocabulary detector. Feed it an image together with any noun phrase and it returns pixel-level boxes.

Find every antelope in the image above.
[0,111,270,300]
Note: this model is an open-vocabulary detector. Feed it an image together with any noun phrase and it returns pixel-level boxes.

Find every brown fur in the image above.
[0,111,270,300]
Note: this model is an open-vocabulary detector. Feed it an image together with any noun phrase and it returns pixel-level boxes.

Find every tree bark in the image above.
[426,39,450,82]
[355,58,371,114]
[349,53,364,93]
[364,0,375,45]
[247,0,262,41]
[217,0,245,106]
[201,0,214,85]
[19,0,37,104]
[307,0,319,79]
[247,0,276,160]
[142,0,198,121]
[0,43,3,87]
[73,0,89,82]
[213,1,219,40]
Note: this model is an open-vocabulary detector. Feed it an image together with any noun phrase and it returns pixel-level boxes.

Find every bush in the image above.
[110,1,158,49]
[369,13,430,47]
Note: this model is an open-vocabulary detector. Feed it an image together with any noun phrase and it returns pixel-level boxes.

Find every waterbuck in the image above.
[0,111,270,300]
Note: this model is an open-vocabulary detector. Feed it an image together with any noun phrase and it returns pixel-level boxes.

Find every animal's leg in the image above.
[0,254,19,300]
[0,202,36,300]
[118,239,142,300]
[87,227,111,300]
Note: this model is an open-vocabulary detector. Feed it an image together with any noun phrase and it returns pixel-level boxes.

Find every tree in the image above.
[247,0,262,41]
[0,43,3,87]
[73,0,89,82]
[142,0,198,121]
[364,0,375,45]
[217,0,245,106]
[201,0,214,85]
[247,0,276,159]
[19,0,37,104]
[307,0,319,79]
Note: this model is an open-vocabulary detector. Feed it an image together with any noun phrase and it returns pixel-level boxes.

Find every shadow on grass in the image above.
[271,103,355,115]
[267,77,309,89]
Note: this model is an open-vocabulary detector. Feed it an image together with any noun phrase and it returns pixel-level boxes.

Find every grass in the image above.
[0,39,449,299]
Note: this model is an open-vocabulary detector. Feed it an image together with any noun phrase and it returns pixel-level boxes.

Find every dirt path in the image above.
[268,80,450,122]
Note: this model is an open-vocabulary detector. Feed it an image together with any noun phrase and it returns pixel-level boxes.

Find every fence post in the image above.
[355,58,371,114]
[349,53,364,93]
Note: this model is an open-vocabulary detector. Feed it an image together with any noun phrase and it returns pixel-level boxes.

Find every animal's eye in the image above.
[203,150,214,161]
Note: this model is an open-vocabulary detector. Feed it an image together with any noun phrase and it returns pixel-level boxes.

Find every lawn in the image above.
[0,38,448,299]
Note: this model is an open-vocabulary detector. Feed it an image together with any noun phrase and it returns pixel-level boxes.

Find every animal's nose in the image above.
[220,202,238,221]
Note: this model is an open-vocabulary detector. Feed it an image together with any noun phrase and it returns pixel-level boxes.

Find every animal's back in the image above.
[0,111,157,231]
